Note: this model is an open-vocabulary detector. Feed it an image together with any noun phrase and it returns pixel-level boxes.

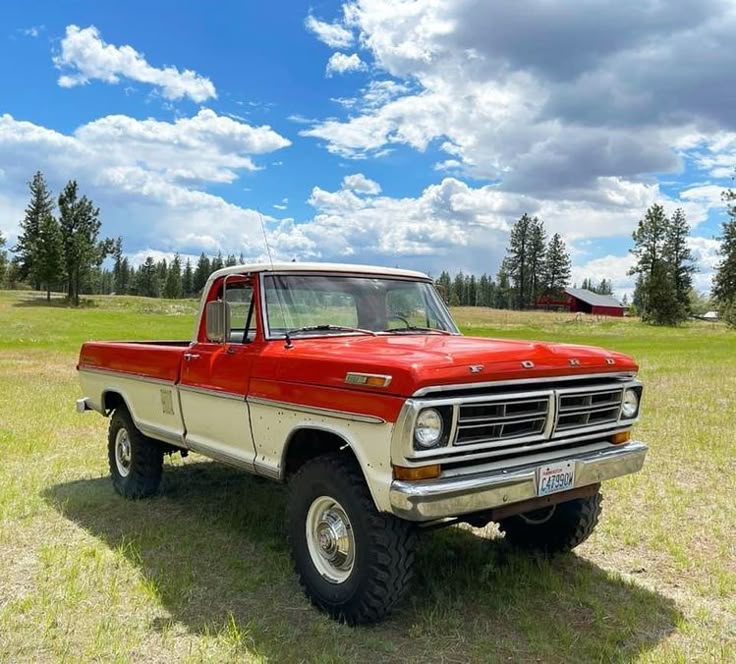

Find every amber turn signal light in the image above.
[392,464,441,481]
[610,431,631,445]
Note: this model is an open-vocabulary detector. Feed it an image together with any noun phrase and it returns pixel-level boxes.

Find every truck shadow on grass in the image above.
[45,460,681,663]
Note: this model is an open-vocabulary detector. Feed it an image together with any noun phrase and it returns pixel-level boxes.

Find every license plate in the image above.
[537,460,575,497]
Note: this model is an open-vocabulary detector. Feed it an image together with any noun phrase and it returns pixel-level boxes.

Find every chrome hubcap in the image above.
[306,496,355,584]
[115,428,132,478]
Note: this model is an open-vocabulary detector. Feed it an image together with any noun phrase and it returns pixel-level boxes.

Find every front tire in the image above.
[107,407,163,499]
[499,491,603,555]
[286,454,416,624]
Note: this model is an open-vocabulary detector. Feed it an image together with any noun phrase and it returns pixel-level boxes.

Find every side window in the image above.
[224,282,255,343]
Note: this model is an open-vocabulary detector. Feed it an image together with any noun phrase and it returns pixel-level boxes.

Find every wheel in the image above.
[499,492,603,555]
[107,406,163,499]
[286,453,416,624]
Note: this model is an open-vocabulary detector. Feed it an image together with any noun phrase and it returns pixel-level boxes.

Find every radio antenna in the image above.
[258,209,275,269]
[258,208,291,343]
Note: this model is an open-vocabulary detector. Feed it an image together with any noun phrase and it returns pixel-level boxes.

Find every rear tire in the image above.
[286,453,416,624]
[499,491,603,555]
[107,407,163,499]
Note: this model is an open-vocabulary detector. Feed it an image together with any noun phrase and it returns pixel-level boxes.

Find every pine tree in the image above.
[193,253,210,294]
[111,238,129,294]
[164,254,183,299]
[629,203,685,325]
[543,233,571,297]
[713,175,736,326]
[495,263,513,309]
[14,171,55,285]
[597,279,613,295]
[504,213,534,308]
[435,271,451,304]
[646,261,684,325]
[452,271,465,306]
[119,257,131,294]
[182,258,194,297]
[33,214,63,301]
[211,251,224,273]
[527,217,546,304]
[665,208,696,315]
[225,253,237,267]
[157,258,168,286]
[57,180,106,306]
[137,257,160,298]
[0,231,7,286]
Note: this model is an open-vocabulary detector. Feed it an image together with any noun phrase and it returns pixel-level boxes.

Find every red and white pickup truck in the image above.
[77,262,647,624]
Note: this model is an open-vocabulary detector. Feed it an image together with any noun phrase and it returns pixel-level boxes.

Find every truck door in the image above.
[178,275,259,469]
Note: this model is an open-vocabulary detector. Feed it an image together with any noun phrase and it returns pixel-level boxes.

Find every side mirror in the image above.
[205,300,230,343]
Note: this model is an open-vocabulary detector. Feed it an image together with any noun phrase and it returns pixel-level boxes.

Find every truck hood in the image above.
[256,334,637,397]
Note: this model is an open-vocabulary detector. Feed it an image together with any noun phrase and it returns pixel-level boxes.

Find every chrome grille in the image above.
[456,396,549,446]
[555,388,623,432]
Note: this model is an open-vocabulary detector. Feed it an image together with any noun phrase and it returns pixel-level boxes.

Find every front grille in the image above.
[410,377,637,465]
[456,396,549,446]
[555,388,623,432]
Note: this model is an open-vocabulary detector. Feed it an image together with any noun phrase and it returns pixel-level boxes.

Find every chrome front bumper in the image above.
[389,441,648,521]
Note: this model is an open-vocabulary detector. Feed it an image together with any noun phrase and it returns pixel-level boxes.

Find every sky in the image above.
[1,0,735,296]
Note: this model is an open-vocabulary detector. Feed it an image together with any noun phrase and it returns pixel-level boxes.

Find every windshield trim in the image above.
[258,271,459,341]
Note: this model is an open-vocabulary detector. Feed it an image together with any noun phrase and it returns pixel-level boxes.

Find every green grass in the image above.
[1,291,734,663]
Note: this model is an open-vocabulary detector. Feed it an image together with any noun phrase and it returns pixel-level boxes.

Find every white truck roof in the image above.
[208,262,431,282]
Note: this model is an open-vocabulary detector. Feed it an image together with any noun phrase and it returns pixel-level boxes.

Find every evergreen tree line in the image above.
[112,250,247,299]
[434,215,573,309]
[3,171,247,302]
[578,278,614,295]
[434,270,506,308]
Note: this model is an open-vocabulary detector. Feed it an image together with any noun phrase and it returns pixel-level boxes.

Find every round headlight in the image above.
[621,388,639,418]
[414,408,444,448]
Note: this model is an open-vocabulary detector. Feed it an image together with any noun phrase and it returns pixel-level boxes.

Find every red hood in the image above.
[254,334,638,397]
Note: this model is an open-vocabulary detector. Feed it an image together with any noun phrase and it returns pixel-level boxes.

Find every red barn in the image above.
[537,288,625,317]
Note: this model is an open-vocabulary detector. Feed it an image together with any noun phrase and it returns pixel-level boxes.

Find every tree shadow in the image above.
[44,462,681,663]
[12,294,97,308]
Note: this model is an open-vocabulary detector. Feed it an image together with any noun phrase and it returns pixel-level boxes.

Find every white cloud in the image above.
[571,254,635,298]
[342,173,381,194]
[20,26,43,38]
[304,15,354,49]
[54,25,217,102]
[326,52,365,76]
[0,111,289,254]
[302,1,736,198]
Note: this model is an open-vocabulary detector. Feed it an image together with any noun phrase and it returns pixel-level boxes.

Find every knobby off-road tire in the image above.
[108,407,164,499]
[499,491,603,555]
[287,453,416,624]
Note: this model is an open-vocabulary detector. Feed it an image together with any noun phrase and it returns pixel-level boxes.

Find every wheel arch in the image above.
[102,389,130,415]
[280,424,384,510]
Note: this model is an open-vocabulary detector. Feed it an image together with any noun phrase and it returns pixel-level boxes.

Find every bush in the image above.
[721,301,736,329]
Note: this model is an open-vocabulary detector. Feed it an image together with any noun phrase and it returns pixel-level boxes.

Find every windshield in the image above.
[263,274,459,337]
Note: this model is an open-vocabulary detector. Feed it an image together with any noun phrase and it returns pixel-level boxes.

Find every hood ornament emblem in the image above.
[469,364,484,374]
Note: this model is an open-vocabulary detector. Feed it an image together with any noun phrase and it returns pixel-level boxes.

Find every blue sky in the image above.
[1,1,735,295]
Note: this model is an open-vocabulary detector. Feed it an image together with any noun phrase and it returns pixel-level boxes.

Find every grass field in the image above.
[0,291,734,663]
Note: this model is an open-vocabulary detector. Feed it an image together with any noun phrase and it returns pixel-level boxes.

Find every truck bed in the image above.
[78,341,190,383]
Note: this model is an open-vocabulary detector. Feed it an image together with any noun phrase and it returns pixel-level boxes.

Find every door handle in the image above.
[183,352,200,361]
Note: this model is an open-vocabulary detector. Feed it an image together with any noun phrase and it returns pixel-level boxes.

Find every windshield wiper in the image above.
[381,326,453,335]
[284,324,376,348]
